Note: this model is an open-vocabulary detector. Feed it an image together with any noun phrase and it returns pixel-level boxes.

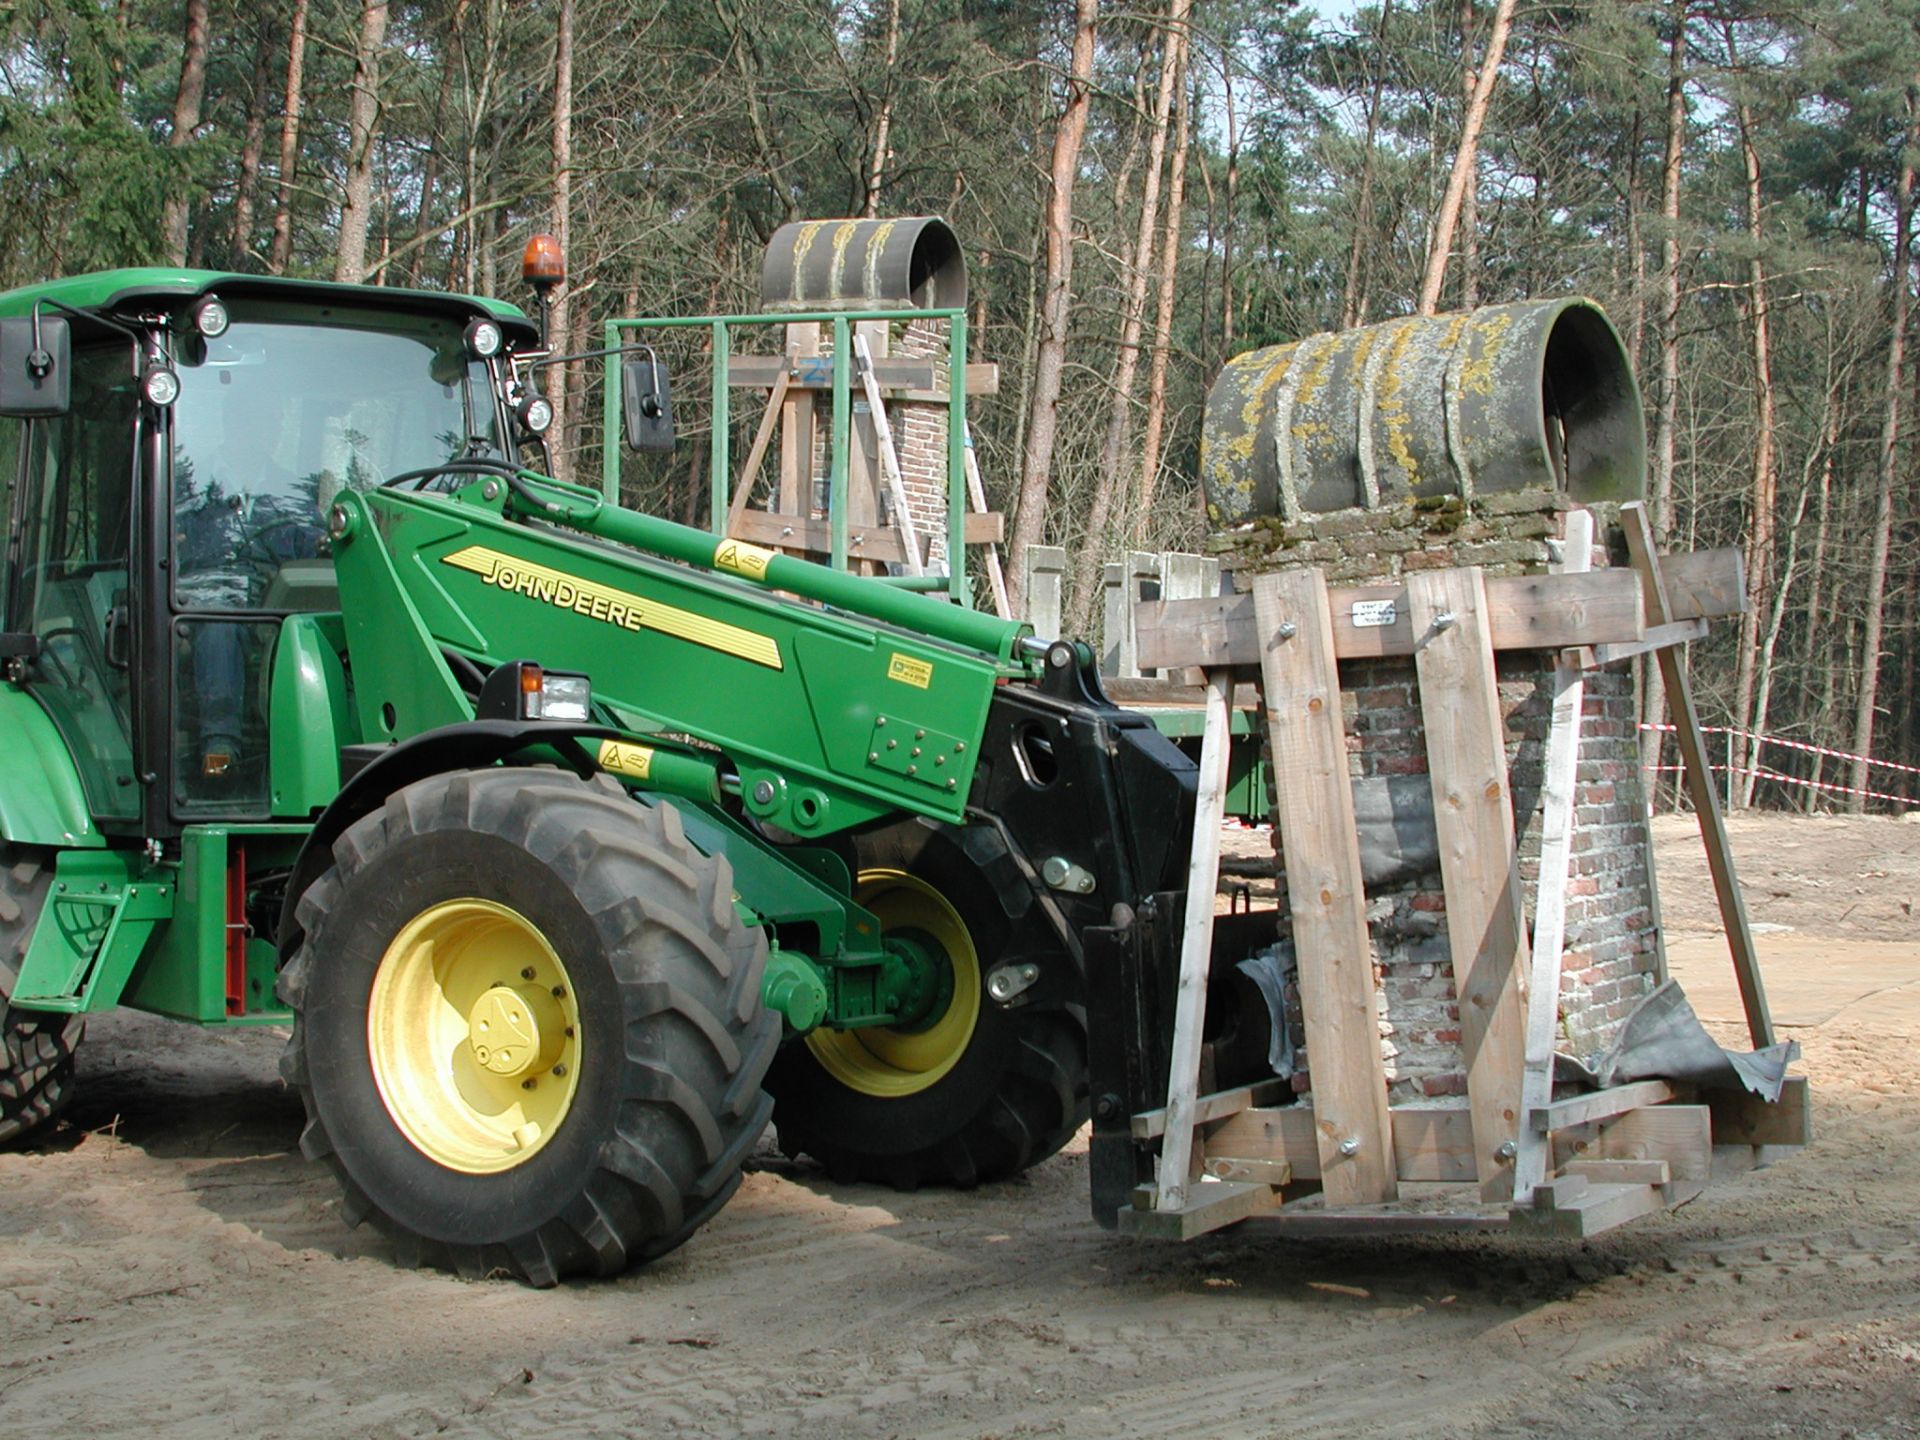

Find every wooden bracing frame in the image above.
[1119,511,1799,1242]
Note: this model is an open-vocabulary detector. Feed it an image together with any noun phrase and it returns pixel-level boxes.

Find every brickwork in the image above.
[893,318,951,571]
[1234,492,1659,1104]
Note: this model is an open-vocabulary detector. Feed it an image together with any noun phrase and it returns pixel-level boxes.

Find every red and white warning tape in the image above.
[1638,722,1919,807]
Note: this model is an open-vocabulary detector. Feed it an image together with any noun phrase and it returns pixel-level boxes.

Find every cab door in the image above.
[3,342,140,824]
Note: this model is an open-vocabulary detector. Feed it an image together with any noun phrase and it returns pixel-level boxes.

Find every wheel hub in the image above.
[366,898,584,1174]
[466,985,558,1079]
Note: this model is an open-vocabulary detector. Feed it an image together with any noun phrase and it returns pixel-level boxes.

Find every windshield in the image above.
[171,300,505,609]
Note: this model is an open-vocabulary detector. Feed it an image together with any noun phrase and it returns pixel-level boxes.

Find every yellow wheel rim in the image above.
[366,898,584,1174]
[805,868,980,1098]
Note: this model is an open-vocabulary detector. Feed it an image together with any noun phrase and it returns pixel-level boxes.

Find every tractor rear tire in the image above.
[279,769,778,1286]
[765,822,1087,1190]
[0,845,84,1146]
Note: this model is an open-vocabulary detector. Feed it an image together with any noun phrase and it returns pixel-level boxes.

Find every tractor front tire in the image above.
[279,769,778,1286]
[766,822,1087,1190]
[0,845,83,1147]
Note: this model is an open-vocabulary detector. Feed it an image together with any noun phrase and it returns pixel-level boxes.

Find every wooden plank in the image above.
[1409,567,1530,1201]
[727,353,935,391]
[776,323,819,520]
[1623,503,1775,1049]
[1590,617,1708,666]
[1206,1105,1477,1183]
[1511,1179,1666,1238]
[730,509,1001,564]
[1513,510,1592,1202]
[1657,546,1746,622]
[1244,1208,1511,1237]
[1202,1156,1294,1185]
[1708,1075,1811,1147]
[1562,1158,1670,1186]
[724,365,791,536]
[1137,569,1645,670]
[1117,1180,1280,1240]
[1152,670,1234,1213]
[960,423,1011,619]
[1131,1077,1290,1140]
[1554,1105,1712,1180]
[1252,570,1398,1205]
[1530,1078,1677,1133]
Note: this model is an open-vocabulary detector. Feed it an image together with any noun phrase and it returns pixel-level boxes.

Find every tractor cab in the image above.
[0,273,540,835]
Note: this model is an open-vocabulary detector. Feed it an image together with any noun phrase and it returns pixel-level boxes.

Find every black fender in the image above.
[274,718,620,958]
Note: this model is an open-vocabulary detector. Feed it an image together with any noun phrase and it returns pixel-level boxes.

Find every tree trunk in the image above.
[861,0,902,216]
[547,0,576,484]
[334,0,391,284]
[1731,94,1777,808]
[269,0,310,275]
[1851,75,1920,812]
[1069,0,1188,634]
[1415,0,1514,316]
[230,22,273,267]
[1340,0,1393,331]
[1006,0,1098,620]
[1132,38,1194,542]
[159,0,209,264]
[1642,0,1688,804]
[1457,0,1479,312]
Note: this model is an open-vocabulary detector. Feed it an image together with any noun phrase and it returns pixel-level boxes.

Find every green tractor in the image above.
[0,256,1202,1283]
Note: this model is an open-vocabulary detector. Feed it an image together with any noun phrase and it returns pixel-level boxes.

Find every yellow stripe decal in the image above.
[441,546,783,670]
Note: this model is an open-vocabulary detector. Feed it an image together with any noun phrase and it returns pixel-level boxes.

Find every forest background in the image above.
[1,0,1915,812]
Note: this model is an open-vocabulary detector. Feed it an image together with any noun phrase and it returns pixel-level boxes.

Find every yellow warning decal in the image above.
[440,546,782,670]
[887,653,933,690]
[713,539,775,581]
[596,739,655,781]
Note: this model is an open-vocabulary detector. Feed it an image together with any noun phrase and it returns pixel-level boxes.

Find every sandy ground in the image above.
[1,813,1917,1439]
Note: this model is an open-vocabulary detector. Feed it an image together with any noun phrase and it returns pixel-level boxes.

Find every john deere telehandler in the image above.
[0,246,1202,1284]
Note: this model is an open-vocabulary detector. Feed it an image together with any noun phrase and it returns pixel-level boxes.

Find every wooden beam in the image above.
[1510,1177,1666,1238]
[1513,510,1591,1202]
[724,365,792,537]
[730,509,1001,564]
[1206,1104,1476,1183]
[1590,618,1708,666]
[1554,1104,1711,1191]
[1117,1180,1280,1240]
[1656,546,1746,622]
[852,333,924,576]
[1409,567,1530,1201]
[1131,1077,1291,1140]
[1530,1078,1677,1132]
[776,323,819,520]
[727,354,935,391]
[1138,569,1643,670]
[1707,1075,1811,1147]
[1252,570,1398,1205]
[1622,503,1775,1049]
[1151,671,1234,1213]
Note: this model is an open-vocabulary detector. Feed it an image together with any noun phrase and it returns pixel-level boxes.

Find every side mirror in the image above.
[0,315,71,417]
[622,356,674,453]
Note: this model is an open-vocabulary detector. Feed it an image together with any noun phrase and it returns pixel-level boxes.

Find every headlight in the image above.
[516,393,554,435]
[518,664,591,722]
[192,297,229,337]
[464,318,504,358]
[142,363,181,406]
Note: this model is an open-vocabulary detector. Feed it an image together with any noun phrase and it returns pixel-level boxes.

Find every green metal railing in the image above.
[600,308,972,607]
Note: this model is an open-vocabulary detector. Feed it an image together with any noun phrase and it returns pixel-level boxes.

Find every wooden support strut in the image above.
[1252,570,1399,1206]
[1152,669,1235,1214]
[1512,509,1593,1202]
[1408,565,1530,1202]
[1621,502,1775,1049]
[852,333,925,577]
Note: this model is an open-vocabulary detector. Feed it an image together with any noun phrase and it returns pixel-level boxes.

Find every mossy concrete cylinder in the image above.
[1199,298,1645,527]
[760,217,966,313]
